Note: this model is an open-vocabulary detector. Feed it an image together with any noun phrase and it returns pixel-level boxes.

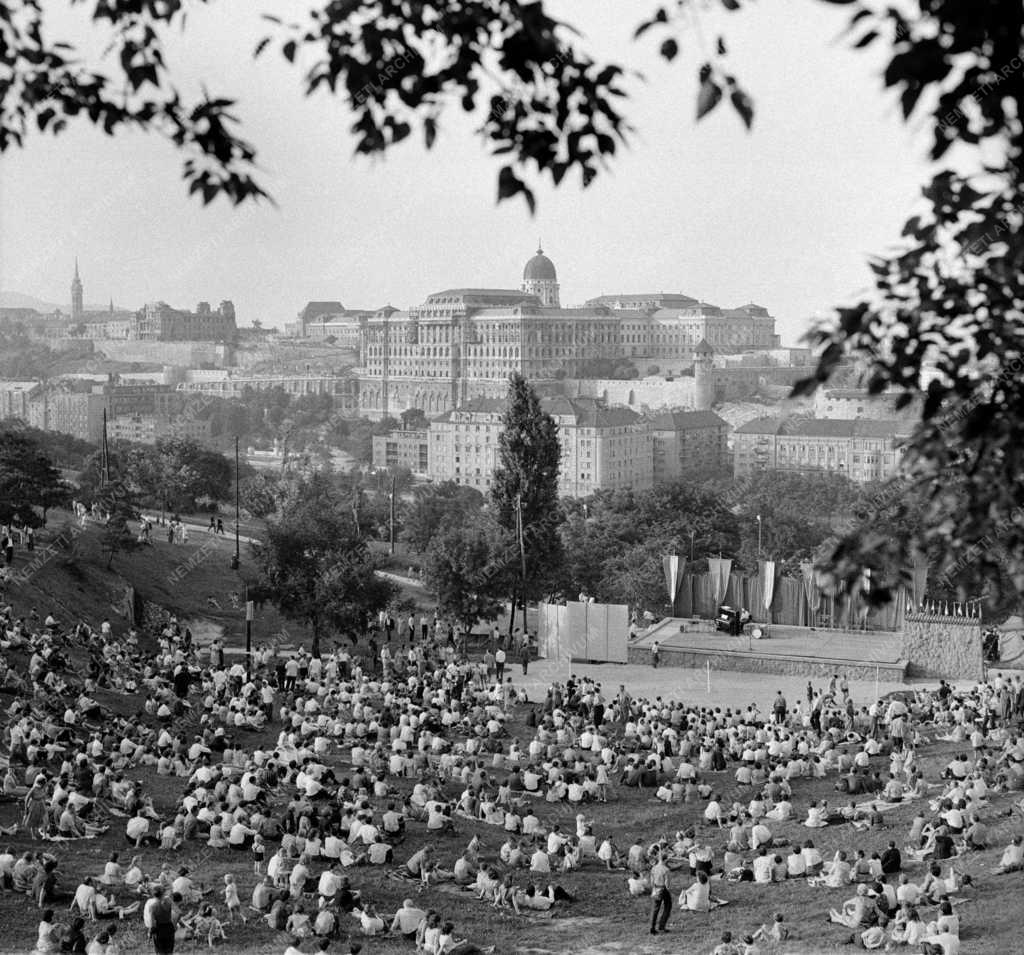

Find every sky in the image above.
[0,0,936,343]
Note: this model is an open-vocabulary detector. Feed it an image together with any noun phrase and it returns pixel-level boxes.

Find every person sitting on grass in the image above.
[190,904,227,948]
[678,871,712,912]
[828,883,876,928]
[434,919,496,954]
[353,902,385,936]
[994,834,1024,873]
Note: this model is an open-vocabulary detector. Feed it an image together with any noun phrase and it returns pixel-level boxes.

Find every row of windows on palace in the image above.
[362,328,767,352]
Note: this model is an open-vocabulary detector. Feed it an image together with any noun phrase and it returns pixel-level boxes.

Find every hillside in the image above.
[2,511,310,652]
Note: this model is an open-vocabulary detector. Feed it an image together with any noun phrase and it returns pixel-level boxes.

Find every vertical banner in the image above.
[663,555,681,610]
[910,558,928,612]
[760,560,777,615]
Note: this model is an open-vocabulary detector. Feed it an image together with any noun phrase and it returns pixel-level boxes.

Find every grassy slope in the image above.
[4,512,307,650]
[0,520,1020,953]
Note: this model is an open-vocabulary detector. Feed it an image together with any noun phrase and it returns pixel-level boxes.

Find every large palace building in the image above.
[354,248,779,418]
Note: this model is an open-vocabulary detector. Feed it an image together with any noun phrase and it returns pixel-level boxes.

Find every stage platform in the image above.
[629,619,907,681]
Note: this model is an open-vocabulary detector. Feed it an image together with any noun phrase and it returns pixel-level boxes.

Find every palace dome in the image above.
[523,246,557,282]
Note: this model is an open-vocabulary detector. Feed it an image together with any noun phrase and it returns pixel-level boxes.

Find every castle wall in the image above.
[99,341,233,367]
[569,376,698,412]
[900,613,983,681]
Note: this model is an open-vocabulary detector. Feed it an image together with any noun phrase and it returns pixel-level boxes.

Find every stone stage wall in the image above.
[901,612,983,681]
[626,645,908,681]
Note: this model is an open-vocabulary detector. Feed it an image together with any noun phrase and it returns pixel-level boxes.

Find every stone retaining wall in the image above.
[901,613,983,681]
[625,646,907,681]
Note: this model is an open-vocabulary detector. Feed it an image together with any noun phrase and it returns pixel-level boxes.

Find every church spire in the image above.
[70,257,84,321]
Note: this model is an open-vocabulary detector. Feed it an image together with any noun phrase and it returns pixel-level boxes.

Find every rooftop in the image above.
[646,410,728,431]
[734,416,912,438]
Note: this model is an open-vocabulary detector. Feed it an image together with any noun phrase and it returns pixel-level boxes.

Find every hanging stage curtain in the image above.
[800,561,819,626]
[718,559,732,605]
[695,572,716,617]
[725,572,743,608]
[708,559,724,605]
[671,569,905,630]
[857,568,872,624]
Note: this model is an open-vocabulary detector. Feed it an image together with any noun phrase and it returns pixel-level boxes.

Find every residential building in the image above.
[813,388,920,420]
[0,381,41,421]
[427,395,653,498]
[31,389,108,443]
[107,413,213,446]
[647,410,730,482]
[732,417,911,483]
[372,429,430,475]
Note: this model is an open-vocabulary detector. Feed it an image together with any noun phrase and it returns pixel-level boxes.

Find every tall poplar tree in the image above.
[491,374,563,627]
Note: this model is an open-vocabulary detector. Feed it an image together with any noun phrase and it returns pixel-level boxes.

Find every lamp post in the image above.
[388,472,396,556]
[231,435,240,570]
[756,514,762,559]
[689,529,695,562]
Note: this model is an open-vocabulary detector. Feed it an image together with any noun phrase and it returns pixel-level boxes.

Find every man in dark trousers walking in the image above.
[650,850,671,934]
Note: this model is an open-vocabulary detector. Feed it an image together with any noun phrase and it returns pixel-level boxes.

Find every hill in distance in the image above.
[1,291,132,312]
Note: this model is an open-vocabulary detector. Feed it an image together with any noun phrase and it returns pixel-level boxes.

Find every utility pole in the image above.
[100,409,110,489]
[389,472,396,555]
[231,435,240,570]
[245,586,253,681]
[509,493,527,640]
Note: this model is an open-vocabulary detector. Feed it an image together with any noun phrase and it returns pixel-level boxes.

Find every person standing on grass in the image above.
[651,641,660,669]
[145,885,177,954]
[520,643,530,675]
[773,691,788,725]
[649,850,671,934]
[495,647,506,682]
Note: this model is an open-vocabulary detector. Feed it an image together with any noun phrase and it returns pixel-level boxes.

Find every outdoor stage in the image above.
[628,618,908,681]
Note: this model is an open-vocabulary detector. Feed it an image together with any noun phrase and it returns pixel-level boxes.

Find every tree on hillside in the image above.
[598,539,675,613]
[557,483,741,601]
[722,472,862,572]
[255,472,396,655]
[122,439,233,515]
[491,374,563,624]
[0,430,70,526]
[99,497,141,570]
[401,482,485,554]
[237,471,281,519]
[421,512,511,630]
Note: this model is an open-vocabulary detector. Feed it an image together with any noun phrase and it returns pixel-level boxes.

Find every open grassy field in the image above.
[0,519,1020,953]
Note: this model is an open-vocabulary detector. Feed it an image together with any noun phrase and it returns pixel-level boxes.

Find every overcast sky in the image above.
[0,0,936,342]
